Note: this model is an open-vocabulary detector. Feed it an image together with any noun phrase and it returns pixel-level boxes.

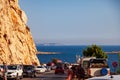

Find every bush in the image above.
[83,44,107,58]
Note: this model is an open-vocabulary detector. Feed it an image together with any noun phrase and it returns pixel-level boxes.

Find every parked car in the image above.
[88,58,110,77]
[35,66,47,73]
[23,65,36,77]
[0,65,4,79]
[45,66,51,71]
[7,64,23,80]
[51,66,57,70]
[0,65,3,71]
[55,66,64,74]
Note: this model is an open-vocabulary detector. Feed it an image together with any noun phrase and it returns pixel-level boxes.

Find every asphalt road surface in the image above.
[23,70,68,80]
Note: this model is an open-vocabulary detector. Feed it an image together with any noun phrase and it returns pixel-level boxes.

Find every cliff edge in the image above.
[0,0,40,65]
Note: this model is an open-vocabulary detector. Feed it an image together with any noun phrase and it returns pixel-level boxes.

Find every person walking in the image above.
[71,65,78,79]
[3,62,7,80]
[66,67,73,80]
[76,64,85,80]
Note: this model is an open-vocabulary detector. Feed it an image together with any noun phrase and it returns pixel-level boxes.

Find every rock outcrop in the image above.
[0,0,40,65]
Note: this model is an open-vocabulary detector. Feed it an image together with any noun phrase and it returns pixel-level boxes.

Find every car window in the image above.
[23,65,33,70]
[83,61,89,68]
[89,59,108,68]
[8,65,17,70]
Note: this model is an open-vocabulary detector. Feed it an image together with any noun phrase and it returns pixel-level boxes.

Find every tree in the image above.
[83,45,107,58]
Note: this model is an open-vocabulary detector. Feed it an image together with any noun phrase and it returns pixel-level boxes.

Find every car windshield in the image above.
[8,65,17,70]
[23,65,33,70]
[37,66,43,68]
[0,65,3,68]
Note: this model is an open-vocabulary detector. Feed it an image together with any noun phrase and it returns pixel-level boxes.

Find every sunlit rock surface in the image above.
[0,0,40,65]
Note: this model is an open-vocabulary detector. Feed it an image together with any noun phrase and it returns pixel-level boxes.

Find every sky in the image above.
[19,0,120,45]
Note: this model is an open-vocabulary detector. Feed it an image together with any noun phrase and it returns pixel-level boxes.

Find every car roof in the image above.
[7,64,22,66]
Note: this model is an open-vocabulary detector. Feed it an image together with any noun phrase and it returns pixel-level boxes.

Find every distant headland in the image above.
[37,51,60,54]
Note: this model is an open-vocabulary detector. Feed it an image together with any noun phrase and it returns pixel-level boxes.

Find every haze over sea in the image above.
[36,45,120,64]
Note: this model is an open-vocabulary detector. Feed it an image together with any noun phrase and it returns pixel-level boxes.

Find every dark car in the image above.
[55,66,64,74]
[23,65,36,77]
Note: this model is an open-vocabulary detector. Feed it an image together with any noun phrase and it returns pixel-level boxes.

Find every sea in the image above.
[36,45,120,64]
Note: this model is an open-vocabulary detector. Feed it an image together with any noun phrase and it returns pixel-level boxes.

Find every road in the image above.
[22,70,120,80]
[23,70,68,80]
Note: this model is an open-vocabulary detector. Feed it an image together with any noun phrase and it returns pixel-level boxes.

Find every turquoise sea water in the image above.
[36,45,120,64]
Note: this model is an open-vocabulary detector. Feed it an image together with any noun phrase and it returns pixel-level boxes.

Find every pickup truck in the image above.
[81,58,110,77]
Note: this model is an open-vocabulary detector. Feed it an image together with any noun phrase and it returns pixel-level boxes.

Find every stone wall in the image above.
[0,0,40,65]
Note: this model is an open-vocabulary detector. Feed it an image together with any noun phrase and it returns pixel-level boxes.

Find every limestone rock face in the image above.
[0,0,40,65]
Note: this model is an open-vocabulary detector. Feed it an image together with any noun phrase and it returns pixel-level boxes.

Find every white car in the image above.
[7,64,23,80]
[35,66,47,73]
[0,65,4,78]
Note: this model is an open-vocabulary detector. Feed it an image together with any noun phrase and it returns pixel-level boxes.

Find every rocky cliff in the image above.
[0,0,40,65]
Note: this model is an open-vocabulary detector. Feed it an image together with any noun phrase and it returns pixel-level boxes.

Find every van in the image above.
[88,58,110,77]
[81,58,110,77]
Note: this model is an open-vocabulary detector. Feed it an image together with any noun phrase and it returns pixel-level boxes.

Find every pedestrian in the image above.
[71,65,77,79]
[66,66,73,80]
[3,62,7,80]
[76,64,85,80]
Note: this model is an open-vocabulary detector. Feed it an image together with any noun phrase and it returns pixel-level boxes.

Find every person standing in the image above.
[3,62,7,80]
